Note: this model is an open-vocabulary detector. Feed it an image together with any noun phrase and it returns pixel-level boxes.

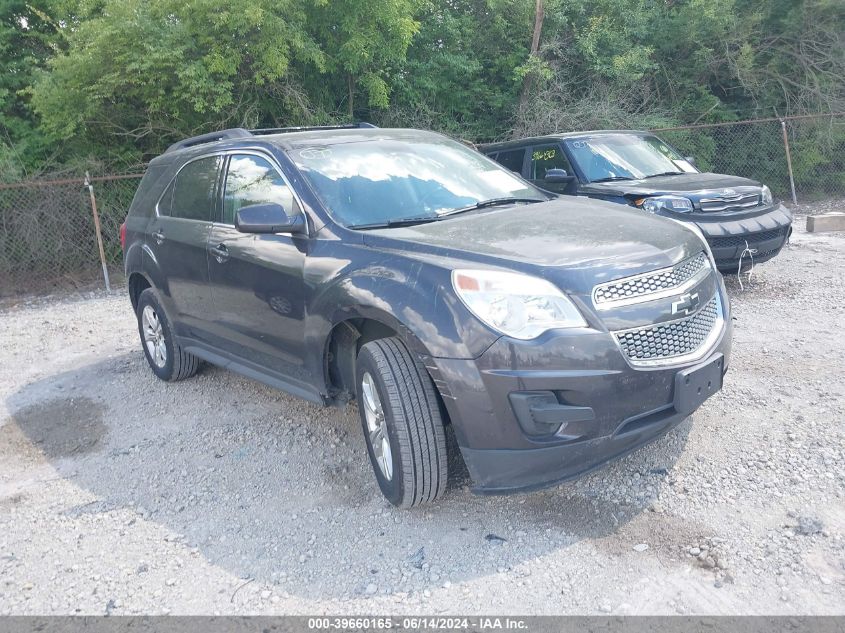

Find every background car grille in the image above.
[709,226,788,250]
[699,192,761,212]
[593,252,709,306]
[614,296,719,363]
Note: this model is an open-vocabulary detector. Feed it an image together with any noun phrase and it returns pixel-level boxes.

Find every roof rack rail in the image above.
[250,122,378,135]
[164,128,251,154]
[163,122,378,154]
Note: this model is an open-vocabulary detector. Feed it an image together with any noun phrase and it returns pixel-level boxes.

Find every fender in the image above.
[123,238,146,279]
[303,260,500,395]
[137,241,172,306]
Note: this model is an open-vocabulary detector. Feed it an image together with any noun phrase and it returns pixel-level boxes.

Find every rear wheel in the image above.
[136,289,199,382]
[356,337,448,507]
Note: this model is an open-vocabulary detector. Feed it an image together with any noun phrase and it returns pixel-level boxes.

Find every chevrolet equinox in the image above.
[121,124,732,507]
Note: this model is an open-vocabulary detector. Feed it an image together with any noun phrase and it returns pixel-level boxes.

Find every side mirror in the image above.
[235,203,305,234]
[684,156,697,168]
[545,168,575,183]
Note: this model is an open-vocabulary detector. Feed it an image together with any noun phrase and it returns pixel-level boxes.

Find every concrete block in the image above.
[807,213,845,233]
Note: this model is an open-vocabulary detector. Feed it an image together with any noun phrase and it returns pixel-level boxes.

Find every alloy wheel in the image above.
[142,305,167,368]
[361,372,393,480]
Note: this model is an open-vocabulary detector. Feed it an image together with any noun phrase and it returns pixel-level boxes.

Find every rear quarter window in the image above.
[126,165,167,218]
[157,180,175,216]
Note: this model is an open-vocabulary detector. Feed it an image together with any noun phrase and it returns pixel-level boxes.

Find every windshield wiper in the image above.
[590,176,633,183]
[440,197,545,217]
[348,197,545,229]
[348,216,441,230]
[643,171,685,178]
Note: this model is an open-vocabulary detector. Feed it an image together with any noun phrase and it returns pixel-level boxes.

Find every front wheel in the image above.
[356,337,449,507]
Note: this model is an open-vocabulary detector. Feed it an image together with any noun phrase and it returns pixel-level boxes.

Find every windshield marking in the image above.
[565,134,699,183]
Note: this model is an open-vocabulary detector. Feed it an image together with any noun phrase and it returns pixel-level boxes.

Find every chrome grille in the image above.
[614,296,720,364]
[593,252,709,308]
[699,192,760,212]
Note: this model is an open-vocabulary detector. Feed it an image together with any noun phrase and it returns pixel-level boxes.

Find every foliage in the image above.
[28,0,325,163]
[0,0,839,170]
[380,0,537,140]
[304,0,420,116]
[0,0,73,177]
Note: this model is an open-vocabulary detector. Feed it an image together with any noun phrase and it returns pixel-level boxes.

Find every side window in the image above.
[170,156,222,222]
[494,149,526,174]
[222,154,295,225]
[530,144,572,180]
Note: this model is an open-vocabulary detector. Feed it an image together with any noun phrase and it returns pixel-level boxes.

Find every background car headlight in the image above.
[452,269,586,340]
[638,195,694,214]
[761,185,773,206]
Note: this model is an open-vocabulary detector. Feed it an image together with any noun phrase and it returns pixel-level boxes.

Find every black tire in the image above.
[356,337,449,508]
[136,288,199,382]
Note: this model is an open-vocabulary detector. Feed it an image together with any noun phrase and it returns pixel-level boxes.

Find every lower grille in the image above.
[710,226,788,250]
[614,296,720,364]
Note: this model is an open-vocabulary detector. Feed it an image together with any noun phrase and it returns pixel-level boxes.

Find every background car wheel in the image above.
[356,337,449,508]
[136,288,199,382]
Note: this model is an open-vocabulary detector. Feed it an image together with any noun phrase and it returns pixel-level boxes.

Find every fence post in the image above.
[780,120,798,205]
[84,171,112,292]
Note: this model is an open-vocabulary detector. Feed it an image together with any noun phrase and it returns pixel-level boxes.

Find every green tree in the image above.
[304,0,420,118]
[3,0,842,170]
[0,0,71,176]
[383,0,536,140]
[30,0,324,164]
[732,0,845,115]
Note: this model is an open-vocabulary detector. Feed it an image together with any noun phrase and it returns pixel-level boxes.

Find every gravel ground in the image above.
[0,206,843,616]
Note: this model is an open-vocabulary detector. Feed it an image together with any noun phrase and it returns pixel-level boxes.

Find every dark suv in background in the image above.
[480,131,793,273]
[122,125,731,507]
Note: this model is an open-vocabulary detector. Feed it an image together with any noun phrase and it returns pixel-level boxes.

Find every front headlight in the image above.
[452,269,587,340]
[761,185,773,206]
[638,195,694,214]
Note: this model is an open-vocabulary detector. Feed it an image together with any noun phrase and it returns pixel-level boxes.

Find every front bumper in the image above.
[692,203,793,271]
[427,298,732,494]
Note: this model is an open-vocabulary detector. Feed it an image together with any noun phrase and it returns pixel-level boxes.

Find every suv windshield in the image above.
[289,136,547,228]
[563,134,698,183]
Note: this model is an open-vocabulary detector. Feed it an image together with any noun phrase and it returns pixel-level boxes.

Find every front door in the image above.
[145,155,222,339]
[206,152,312,388]
[529,143,576,194]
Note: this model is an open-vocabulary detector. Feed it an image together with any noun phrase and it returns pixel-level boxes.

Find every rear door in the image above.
[146,155,223,338]
[491,147,528,177]
[205,152,312,388]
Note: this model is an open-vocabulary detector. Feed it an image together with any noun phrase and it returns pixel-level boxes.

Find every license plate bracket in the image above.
[674,353,724,415]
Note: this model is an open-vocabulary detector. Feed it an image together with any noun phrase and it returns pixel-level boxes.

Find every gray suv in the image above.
[121,125,732,507]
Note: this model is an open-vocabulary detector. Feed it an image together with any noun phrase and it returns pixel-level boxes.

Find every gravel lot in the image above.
[1,207,844,616]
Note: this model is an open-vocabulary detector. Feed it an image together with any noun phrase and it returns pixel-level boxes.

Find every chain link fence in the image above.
[1,114,844,298]
[0,173,142,297]
[653,113,845,203]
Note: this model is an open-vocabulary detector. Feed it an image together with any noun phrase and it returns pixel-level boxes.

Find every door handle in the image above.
[208,243,229,263]
[152,230,165,245]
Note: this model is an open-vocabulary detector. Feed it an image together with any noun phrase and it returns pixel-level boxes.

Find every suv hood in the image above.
[362,196,704,294]
[581,171,761,198]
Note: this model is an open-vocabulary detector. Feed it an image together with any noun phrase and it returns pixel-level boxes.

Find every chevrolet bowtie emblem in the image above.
[672,292,701,316]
